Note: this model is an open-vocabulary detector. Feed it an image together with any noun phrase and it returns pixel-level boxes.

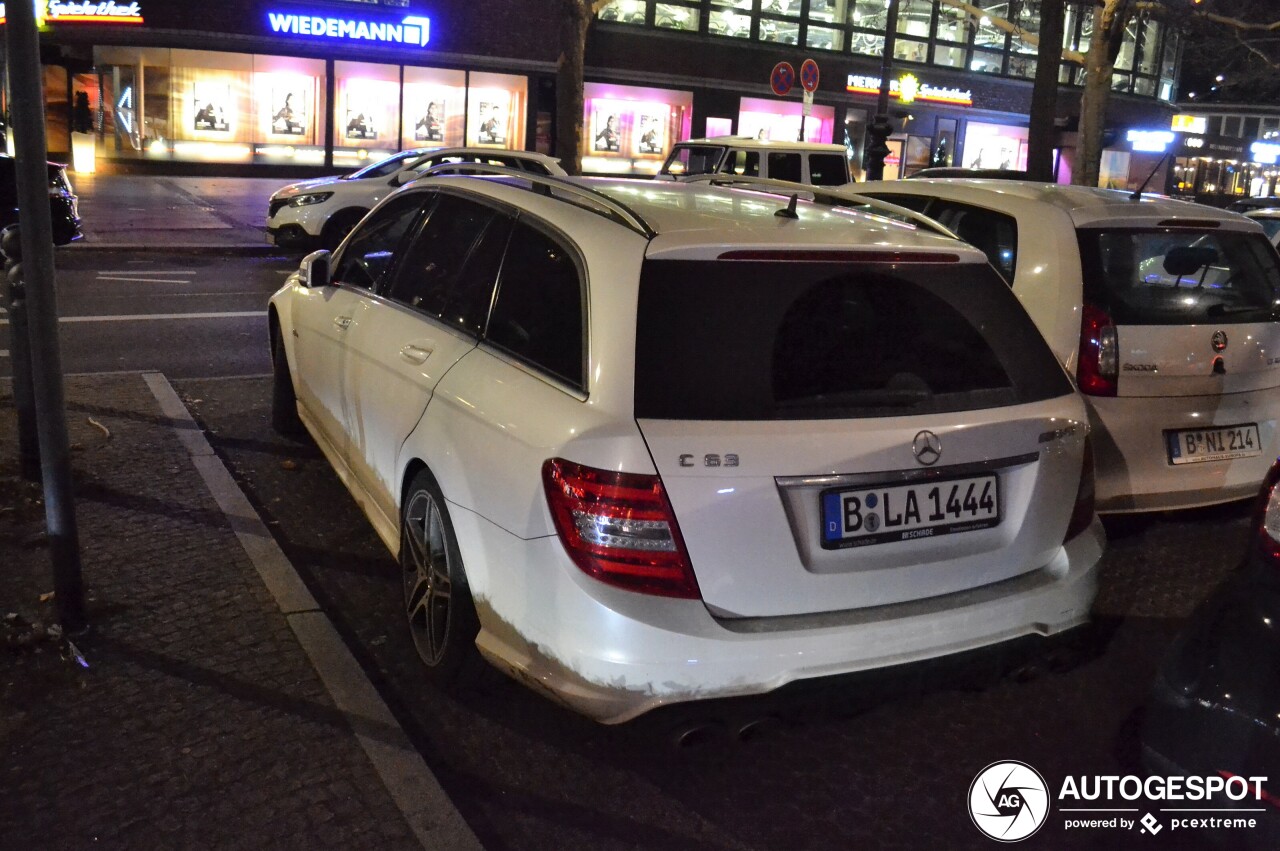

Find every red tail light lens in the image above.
[1254,459,1280,565]
[1064,436,1096,542]
[1078,303,1118,397]
[542,458,700,599]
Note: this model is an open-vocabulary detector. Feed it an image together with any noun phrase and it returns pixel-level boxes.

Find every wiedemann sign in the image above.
[267,10,431,48]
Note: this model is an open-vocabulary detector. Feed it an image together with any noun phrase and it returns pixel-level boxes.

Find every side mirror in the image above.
[390,169,419,187]
[300,249,331,288]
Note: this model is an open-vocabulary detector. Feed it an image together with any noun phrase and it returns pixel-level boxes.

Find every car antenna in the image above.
[775,194,799,219]
[1130,150,1171,201]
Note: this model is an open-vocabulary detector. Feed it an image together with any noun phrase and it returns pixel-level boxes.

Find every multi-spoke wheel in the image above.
[400,469,480,682]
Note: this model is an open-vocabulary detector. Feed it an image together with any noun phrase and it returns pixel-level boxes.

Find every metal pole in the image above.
[865,0,899,181]
[5,1,86,631]
[2,230,40,481]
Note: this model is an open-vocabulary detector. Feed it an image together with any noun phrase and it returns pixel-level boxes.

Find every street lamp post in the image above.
[865,0,900,181]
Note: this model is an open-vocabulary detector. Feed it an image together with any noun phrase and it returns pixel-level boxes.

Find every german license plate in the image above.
[821,474,1000,550]
[1167,423,1261,465]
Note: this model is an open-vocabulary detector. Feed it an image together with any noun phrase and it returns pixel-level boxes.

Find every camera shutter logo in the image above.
[968,761,1050,842]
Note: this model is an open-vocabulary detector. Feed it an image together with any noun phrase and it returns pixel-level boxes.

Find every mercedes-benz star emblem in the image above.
[912,430,942,466]
[1212,330,1228,353]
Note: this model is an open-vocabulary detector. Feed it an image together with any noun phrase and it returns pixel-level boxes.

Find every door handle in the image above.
[333,316,353,330]
[400,344,433,364]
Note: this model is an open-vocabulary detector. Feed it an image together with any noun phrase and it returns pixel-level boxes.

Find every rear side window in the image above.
[635,260,1070,420]
[720,150,761,177]
[767,152,802,183]
[484,221,585,389]
[929,201,1018,283]
[663,145,725,176]
[331,194,427,289]
[385,194,504,333]
[1079,228,1280,325]
[808,153,849,186]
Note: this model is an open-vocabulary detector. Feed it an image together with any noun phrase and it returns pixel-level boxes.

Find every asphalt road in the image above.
[0,249,297,379]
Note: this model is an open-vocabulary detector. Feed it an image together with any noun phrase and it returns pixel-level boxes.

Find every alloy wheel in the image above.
[402,489,453,666]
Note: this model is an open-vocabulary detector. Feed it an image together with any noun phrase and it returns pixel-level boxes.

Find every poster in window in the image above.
[635,111,666,156]
[193,81,230,132]
[903,135,931,177]
[413,100,445,143]
[476,101,507,146]
[345,93,378,140]
[591,109,620,153]
[270,88,306,136]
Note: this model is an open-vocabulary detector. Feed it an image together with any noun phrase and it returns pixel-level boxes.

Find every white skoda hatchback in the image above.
[861,180,1280,513]
[268,174,1103,722]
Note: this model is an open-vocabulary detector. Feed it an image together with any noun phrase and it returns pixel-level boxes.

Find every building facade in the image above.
[10,0,1181,182]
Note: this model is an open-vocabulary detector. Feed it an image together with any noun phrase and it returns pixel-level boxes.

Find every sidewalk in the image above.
[68,173,286,252]
[0,373,477,847]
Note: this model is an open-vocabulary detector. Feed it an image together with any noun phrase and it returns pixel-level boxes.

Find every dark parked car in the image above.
[0,156,82,246]
[1227,196,1280,214]
[1142,458,1280,848]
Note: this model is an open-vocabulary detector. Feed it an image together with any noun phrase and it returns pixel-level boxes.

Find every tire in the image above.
[270,330,305,437]
[401,468,482,685]
[321,209,366,251]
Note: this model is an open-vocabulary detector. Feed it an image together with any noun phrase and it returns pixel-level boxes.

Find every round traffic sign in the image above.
[770,62,795,97]
[800,58,820,93]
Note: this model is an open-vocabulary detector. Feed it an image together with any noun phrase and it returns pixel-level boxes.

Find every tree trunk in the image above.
[555,2,591,176]
[1075,0,1126,187]
[1026,0,1065,181]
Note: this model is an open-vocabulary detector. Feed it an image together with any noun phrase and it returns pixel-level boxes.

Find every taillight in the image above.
[1064,436,1096,542]
[1254,459,1280,565]
[1077,303,1118,397]
[542,458,700,599]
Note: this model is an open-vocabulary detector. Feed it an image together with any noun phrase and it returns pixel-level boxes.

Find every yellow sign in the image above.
[1171,114,1208,134]
[898,73,920,105]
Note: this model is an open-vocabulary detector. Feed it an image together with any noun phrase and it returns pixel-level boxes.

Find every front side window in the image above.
[1079,228,1280,325]
[720,149,761,177]
[385,194,505,333]
[485,222,585,389]
[663,144,727,176]
[330,194,428,290]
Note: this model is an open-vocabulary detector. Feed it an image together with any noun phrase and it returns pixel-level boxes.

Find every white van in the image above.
[658,136,852,186]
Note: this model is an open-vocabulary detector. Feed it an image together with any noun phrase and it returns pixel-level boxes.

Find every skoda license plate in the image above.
[821,474,1000,550]
[1167,424,1261,465]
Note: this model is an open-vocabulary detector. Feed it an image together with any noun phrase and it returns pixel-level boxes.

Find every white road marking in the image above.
[96,276,192,284]
[0,310,264,325]
[94,269,199,275]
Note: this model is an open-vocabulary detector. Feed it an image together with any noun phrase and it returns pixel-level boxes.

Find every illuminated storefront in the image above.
[581,82,692,175]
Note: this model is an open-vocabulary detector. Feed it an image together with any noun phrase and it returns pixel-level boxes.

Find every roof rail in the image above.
[679,174,959,239]
[413,162,656,239]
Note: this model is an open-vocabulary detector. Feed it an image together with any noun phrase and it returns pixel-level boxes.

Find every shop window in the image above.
[894,38,928,64]
[932,41,967,69]
[970,50,1003,75]
[807,26,842,52]
[849,32,886,58]
[739,96,836,144]
[1223,116,1243,138]
[1009,51,1037,80]
[656,3,699,31]
[402,66,466,151]
[760,17,801,45]
[467,71,529,151]
[895,0,931,39]
[599,0,650,25]
[807,0,845,26]
[582,82,693,176]
[1133,77,1156,97]
[334,60,400,166]
[709,1,752,39]
[1244,117,1261,140]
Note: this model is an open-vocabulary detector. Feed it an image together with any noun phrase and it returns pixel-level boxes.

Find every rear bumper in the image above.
[1087,391,1280,513]
[456,506,1104,723]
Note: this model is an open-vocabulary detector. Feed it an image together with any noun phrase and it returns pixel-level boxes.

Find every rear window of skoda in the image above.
[1078,228,1280,325]
[634,259,1071,420]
